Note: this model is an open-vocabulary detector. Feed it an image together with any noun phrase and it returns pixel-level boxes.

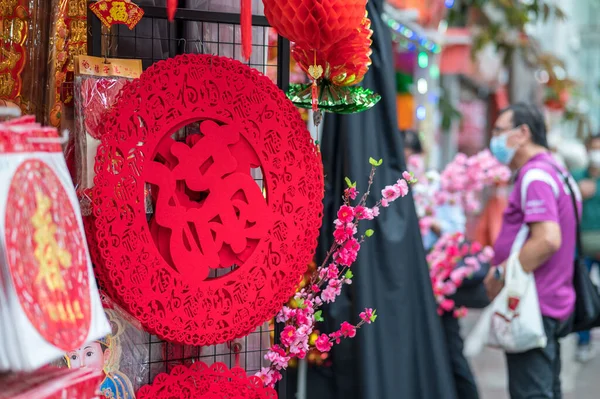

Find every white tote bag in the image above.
[465,249,547,355]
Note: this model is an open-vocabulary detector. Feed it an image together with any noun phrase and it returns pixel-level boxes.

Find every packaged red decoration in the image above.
[0,116,110,371]
[72,55,142,192]
[0,367,104,399]
[89,54,324,346]
[137,362,277,399]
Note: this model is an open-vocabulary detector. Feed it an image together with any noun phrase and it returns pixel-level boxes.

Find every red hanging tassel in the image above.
[241,0,252,60]
[311,80,318,112]
[167,0,177,22]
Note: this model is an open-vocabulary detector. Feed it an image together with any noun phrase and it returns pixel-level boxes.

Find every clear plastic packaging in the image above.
[72,55,142,192]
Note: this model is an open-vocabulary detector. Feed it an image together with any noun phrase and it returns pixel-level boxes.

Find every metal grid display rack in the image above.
[86,2,291,396]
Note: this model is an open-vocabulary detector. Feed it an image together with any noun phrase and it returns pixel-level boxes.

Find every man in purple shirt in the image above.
[484,103,579,399]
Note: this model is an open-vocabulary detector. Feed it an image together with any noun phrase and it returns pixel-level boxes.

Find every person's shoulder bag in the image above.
[543,161,600,332]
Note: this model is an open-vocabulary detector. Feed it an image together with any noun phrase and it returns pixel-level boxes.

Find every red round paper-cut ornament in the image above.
[5,160,91,350]
[137,362,277,399]
[91,54,323,345]
[263,0,367,51]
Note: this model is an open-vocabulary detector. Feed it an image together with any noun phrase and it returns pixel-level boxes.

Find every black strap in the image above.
[541,161,582,259]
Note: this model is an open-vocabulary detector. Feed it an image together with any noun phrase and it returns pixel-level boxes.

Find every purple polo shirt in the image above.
[493,153,579,320]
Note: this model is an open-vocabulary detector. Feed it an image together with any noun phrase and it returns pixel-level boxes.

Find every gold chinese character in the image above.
[32,192,73,292]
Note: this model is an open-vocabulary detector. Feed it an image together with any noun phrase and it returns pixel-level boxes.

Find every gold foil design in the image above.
[0,74,15,97]
[0,0,18,17]
[0,46,22,71]
[32,191,73,292]
[49,0,88,127]
[0,0,27,102]
[46,299,85,323]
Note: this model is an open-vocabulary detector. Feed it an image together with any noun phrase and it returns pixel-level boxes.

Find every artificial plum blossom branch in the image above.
[427,232,494,318]
[409,150,511,235]
[256,158,411,388]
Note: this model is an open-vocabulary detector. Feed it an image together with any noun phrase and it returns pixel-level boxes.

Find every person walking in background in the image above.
[484,103,579,399]
[402,129,479,399]
[571,134,600,362]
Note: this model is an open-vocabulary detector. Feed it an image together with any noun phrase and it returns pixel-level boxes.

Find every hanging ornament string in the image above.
[167,0,177,21]
[241,0,252,60]
[166,0,253,61]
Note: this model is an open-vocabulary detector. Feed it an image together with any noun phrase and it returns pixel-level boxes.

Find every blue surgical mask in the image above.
[490,133,516,165]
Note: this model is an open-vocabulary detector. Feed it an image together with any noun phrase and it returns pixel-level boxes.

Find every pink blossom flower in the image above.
[453,307,468,318]
[315,334,333,352]
[333,222,356,244]
[276,306,293,323]
[295,309,310,326]
[441,281,457,296]
[450,268,468,285]
[402,171,413,182]
[321,286,337,303]
[326,264,339,279]
[381,185,401,202]
[371,206,380,217]
[329,330,343,344]
[337,205,355,224]
[334,238,360,266]
[311,284,320,293]
[345,186,358,200]
[395,179,409,197]
[340,321,356,338]
[360,308,374,324]
[280,326,297,347]
[354,205,368,220]
[381,198,389,208]
[440,298,455,312]
[265,345,290,369]
[256,368,282,388]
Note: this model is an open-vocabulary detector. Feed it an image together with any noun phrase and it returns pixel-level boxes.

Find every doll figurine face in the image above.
[66,341,110,371]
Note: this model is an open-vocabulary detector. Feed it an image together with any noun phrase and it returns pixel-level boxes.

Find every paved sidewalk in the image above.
[461,311,600,398]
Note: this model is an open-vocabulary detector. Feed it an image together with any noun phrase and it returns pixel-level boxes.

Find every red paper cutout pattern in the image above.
[91,54,323,345]
[5,160,91,350]
[136,362,277,399]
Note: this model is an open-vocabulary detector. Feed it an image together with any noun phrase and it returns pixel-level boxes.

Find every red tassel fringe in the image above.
[167,0,177,22]
[241,0,252,60]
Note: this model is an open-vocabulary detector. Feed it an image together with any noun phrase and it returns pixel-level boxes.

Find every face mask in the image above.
[490,132,516,165]
[589,150,600,167]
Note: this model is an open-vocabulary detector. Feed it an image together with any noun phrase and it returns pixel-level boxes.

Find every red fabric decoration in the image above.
[5,159,92,351]
[167,0,177,21]
[241,0,252,60]
[90,54,324,346]
[137,362,277,399]
[263,0,367,51]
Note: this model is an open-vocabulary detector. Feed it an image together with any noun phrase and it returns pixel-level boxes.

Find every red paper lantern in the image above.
[263,0,367,51]
[90,54,324,346]
[137,362,277,399]
[292,14,373,87]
